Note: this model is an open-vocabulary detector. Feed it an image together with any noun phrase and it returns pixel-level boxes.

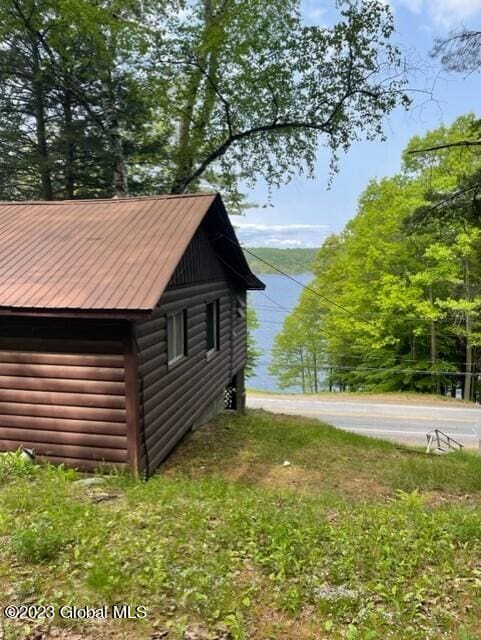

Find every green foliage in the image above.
[12,522,67,563]
[270,114,481,398]
[0,0,407,201]
[246,302,260,378]
[2,411,481,638]
[269,286,325,392]
[0,451,40,484]
[244,247,316,275]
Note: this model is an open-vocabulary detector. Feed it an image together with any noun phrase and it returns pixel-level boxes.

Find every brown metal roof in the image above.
[0,193,262,316]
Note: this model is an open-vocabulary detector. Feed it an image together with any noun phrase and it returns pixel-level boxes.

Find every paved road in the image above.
[247,394,481,448]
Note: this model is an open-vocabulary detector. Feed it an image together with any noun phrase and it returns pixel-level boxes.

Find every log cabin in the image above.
[0,193,264,475]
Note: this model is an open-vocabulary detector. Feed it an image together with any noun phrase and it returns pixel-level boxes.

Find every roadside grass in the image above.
[246,389,477,406]
[0,411,481,639]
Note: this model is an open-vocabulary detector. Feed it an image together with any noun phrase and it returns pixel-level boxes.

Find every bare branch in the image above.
[409,140,481,155]
[175,85,374,192]
[411,185,481,225]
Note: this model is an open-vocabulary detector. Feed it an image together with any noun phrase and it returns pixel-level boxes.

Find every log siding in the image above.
[135,280,247,475]
[131,222,251,475]
[0,319,129,470]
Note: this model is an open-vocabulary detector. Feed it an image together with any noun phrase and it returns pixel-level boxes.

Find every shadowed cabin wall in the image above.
[0,318,129,470]
[134,225,248,475]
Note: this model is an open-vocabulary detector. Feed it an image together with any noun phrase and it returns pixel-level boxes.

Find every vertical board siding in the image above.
[0,318,128,470]
[168,225,227,287]
[135,279,247,474]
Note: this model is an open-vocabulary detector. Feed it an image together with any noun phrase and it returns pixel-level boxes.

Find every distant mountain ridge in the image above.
[244,247,316,275]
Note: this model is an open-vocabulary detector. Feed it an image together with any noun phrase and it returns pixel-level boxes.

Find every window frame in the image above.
[167,309,187,368]
[206,299,220,359]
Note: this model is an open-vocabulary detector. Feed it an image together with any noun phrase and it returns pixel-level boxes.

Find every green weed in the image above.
[11,521,66,563]
[0,450,40,484]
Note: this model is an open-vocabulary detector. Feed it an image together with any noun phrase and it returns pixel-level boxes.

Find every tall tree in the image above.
[0,0,166,199]
[406,29,481,211]
[270,116,481,399]
[0,0,408,201]
[162,0,409,201]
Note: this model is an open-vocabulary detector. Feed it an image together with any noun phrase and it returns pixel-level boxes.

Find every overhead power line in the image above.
[251,342,470,366]
[260,291,292,313]
[251,288,477,368]
[229,238,375,327]
[217,236,476,376]
[255,360,474,376]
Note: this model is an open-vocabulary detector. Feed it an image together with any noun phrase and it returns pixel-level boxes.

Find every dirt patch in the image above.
[169,452,389,500]
[424,489,481,506]
[161,418,390,499]
[249,607,329,640]
[2,620,167,640]
[4,623,134,640]
[336,474,387,500]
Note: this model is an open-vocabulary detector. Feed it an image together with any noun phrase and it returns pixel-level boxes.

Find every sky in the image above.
[235,0,481,248]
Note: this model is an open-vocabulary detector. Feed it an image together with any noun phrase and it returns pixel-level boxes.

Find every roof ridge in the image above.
[0,193,217,206]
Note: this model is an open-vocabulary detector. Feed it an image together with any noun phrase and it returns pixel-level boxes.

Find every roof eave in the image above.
[0,307,152,321]
[246,275,266,290]
[209,195,266,291]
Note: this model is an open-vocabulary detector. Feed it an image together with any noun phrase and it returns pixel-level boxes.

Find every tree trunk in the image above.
[62,89,75,199]
[464,315,473,402]
[428,286,440,394]
[101,72,128,197]
[410,332,416,391]
[463,258,473,402]
[429,320,440,393]
[313,351,318,393]
[170,63,199,194]
[473,347,478,403]
[170,0,222,194]
[31,41,53,200]
[299,348,306,394]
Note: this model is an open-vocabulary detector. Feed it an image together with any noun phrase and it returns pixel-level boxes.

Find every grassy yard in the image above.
[1,410,481,640]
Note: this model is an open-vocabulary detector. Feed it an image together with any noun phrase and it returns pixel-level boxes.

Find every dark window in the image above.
[206,300,219,356]
[167,310,186,366]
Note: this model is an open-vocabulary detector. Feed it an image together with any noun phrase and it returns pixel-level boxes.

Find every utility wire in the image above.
[260,291,292,313]
[251,335,477,368]
[254,360,474,376]
[218,236,476,374]
[254,302,472,325]
[229,238,376,327]
[252,302,476,368]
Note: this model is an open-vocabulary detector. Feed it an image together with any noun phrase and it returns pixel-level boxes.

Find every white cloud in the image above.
[435,0,481,27]
[263,238,306,247]
[301,0,481,29]
[236,224,329,231]
[397,0,481,27]
[234,223,329,248]
[398,0,423,13]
